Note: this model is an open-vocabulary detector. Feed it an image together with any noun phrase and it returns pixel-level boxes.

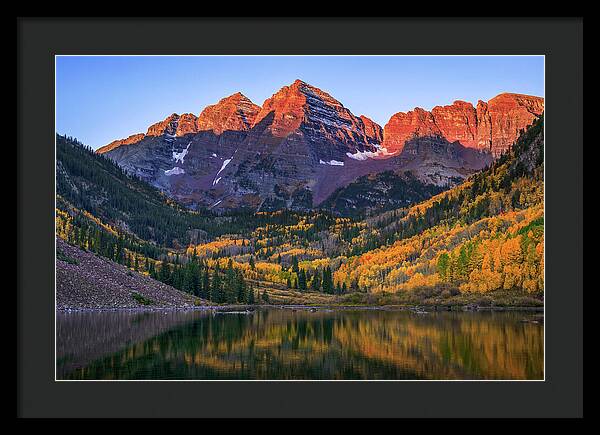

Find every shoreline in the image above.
[56,303,544,313]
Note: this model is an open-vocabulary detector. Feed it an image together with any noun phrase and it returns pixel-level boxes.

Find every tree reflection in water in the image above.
[57,308,543,380]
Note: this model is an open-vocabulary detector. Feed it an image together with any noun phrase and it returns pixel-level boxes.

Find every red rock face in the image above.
[359,115,383,145]
[252,80,308,137]
[383,107,442,153]
[383,93,544,156]
[100,80,384,160]
[98,94,260,154]
[253,79,381,150]
[475,100,493,151]
[146,113,180,137]
[96,133,146,154]
[98,112,196,154]
[196,92,260,134]
[175,113,198,136]
[431,100,478,148]
[478,93,545,156]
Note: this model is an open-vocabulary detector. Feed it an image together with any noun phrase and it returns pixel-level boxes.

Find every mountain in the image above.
[56,114,544,307]
[58,134,351,251]
[383,93,544,157]
[97,80,542,214]
[56,134,278,249]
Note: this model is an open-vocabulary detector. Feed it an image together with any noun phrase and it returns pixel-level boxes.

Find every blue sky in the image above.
[56,56,544,150]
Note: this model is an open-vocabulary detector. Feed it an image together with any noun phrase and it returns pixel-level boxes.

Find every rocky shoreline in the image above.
[57,303,544,313]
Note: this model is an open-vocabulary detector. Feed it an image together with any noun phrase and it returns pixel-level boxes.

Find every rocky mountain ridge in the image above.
[383,93,544,157]
[97,80,542,213]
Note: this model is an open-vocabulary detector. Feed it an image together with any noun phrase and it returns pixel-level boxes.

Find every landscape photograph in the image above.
[55,55,545,381]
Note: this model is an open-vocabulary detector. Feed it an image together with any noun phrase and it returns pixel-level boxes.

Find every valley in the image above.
[56,110,544,310]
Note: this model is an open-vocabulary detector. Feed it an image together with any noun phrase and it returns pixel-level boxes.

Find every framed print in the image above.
[17,17,583,418]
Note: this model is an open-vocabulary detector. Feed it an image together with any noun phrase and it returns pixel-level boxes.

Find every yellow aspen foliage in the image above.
[337,206,543,295]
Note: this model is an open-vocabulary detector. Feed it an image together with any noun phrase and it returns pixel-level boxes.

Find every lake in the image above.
[56,308,543,380]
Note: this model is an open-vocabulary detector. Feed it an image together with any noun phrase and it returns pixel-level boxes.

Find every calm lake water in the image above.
[56,308,543,380]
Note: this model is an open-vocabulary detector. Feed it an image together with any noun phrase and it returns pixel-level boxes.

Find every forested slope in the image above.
[56,116,544,306]
[57,134,259,247]
[333,116,544,296]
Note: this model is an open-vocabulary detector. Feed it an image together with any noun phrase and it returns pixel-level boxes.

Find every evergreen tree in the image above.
[437,253,450,282]
[116,235,125,264]
[149,261,157,279]
[211,267,222,303]
[457,246,469,280]
[236,271,247,303]
[224,259,237,303]
[158,262,172,285]
[247,285,255,305]
[322,266,334,294]
[311,272,321,292]
[201,267,210,300]
[298,269,307,291]
[196,268,204,297]
[182,261,200,295]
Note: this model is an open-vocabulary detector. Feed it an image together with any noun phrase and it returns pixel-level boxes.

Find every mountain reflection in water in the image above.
[57,308,543,380]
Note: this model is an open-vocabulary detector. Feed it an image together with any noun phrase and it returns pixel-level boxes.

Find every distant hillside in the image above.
[334,116,544,295]
[320,171,448,217]
[57,134,309,249]
[58,134,227,247]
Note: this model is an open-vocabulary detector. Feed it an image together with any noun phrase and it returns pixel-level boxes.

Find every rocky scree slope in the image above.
[56,238,207,309]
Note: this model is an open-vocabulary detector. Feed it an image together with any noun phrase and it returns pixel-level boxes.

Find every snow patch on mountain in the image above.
[165,167,185,176]
[319,159,345,166]
[212,156,233,186]
[216,158,232,177]
[173,142,191,164]
[346,145,395,161]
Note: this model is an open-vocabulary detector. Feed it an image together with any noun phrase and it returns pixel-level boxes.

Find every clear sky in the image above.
[56,56,544,150]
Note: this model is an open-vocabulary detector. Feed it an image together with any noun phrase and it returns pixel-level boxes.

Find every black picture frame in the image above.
[17,17,583,418]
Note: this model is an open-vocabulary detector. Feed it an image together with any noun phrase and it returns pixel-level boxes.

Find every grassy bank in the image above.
[252,283,543,308]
